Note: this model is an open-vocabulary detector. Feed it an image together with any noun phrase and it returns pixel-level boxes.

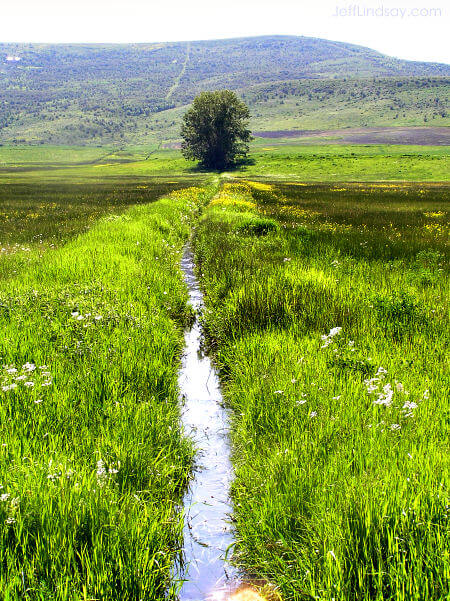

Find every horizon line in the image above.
[1,33,449,67]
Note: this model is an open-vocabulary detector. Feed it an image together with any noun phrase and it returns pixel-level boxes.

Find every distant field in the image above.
[0,145,161,172]
[254,126,450,146]
[241,144,450,181]
[0,144,449,184]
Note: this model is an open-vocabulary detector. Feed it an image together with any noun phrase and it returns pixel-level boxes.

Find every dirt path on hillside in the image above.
[166,42,191,101]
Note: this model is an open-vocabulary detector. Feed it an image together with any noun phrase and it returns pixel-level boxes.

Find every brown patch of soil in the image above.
[254,127,450,146]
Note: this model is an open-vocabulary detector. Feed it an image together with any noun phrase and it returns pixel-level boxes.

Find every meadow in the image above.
[0,180,214,599]
[1,144,449,185]
[0,141,449,600]
[194,181,449,600]
[239,144,450,182]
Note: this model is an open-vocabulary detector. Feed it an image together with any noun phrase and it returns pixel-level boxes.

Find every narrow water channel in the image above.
[177,244,241,601]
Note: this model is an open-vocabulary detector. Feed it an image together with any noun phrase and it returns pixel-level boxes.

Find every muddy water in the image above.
[177,244,241,601]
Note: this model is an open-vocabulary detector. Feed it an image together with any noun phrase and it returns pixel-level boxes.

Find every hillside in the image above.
[1,36,449,145]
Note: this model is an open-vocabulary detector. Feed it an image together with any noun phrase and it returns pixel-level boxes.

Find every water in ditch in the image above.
[177,244,241,601]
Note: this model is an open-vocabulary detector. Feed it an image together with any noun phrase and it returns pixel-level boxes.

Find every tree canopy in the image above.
[181,90,252,170]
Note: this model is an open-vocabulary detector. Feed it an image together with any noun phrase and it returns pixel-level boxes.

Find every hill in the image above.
[0,36,449,145]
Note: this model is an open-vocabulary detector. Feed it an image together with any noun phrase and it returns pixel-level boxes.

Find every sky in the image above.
[0,0,448,64]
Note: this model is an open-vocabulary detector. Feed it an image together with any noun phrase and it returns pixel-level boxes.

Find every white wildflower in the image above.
[321,326,342,348]
[309,411,318,418]
[374,383,394,407]
[2,384,17,392]
[96,460,108,486]
[329,327,342,337]
[403,401,418,411]
[391,424,401,431]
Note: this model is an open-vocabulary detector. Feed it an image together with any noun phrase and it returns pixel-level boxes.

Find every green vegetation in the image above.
[181,91,252,169]
[239,144,450,181]
[1,37,449,145]
[0,180,193,247]
[0,183,213,599]
[243,77,450,131]
[0,139,448,599]
[1,144,449,185]
[194,181,449,600]
[0,146,204,188]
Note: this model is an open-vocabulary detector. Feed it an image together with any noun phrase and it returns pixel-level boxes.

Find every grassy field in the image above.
[194,181,449,600]
[238,144,450,181]
[0,143,448,599]
[0,182,215,599]
[0,175,200,282]
[0,146,190,182]
[0,181,195,246]
[1,144,449,185]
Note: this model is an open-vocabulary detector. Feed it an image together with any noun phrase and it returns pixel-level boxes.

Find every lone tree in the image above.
[181,90,252,170]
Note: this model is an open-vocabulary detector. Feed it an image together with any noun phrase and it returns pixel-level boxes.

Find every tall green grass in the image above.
[0,185,210,599]
[194,181,449,600]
